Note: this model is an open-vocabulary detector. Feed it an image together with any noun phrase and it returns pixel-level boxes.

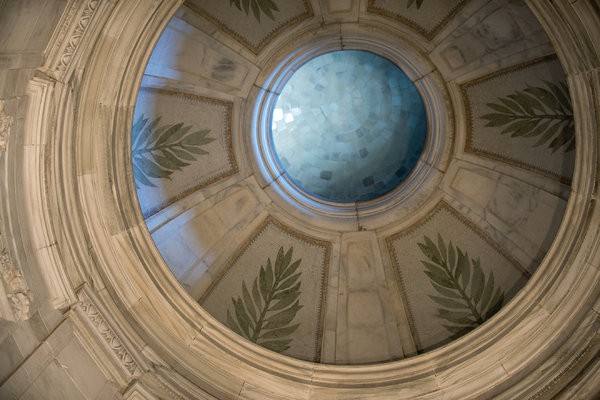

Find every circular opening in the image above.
[270,50,427,203]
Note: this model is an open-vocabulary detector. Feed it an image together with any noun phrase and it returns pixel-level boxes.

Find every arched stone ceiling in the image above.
[0,0,598,399]
[133,0,574,364]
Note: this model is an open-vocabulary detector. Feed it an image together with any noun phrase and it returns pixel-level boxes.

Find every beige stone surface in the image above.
[0,0,598,399]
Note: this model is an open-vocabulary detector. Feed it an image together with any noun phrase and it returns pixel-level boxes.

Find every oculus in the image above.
[270,50,427,203]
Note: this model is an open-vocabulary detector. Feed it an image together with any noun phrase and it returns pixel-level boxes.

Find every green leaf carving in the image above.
[417,234,505,338]
[480,81,575,153]
[227,246,303,353]
[131,114,215,188]
[407,0,425,9]
[229,0,279,22]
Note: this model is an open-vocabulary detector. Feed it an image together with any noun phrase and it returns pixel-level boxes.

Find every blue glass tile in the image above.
[271,50,427,202]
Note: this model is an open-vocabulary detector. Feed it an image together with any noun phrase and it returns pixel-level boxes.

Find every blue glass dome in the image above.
[271,50,427,203]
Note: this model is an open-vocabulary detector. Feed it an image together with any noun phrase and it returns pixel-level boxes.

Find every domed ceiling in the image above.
[131,0,574,364]
[271,50,427,202]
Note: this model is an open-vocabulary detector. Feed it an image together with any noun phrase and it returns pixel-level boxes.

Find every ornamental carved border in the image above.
[43,0,101,80]
[77,290,142,375]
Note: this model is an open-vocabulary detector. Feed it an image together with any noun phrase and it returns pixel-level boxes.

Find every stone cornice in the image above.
[75,287,143,377]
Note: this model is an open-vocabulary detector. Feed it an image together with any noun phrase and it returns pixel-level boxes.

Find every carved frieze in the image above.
[43,0,101,80]
[78,290,141,375]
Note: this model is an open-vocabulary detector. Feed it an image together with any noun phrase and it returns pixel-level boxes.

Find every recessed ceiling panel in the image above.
[200,217,331,362]
[367,0,468,39]
[462,55,575,182]
[386,202,529,352]
[185,0,313,53]
[132,88,237,217]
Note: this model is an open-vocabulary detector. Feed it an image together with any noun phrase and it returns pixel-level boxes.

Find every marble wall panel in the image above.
[20,364,87,400]
[445,163,568,272]
[367,0,468,40]
[200,216,331,362]
[151,228,198,281]
[333,232,402,364]
[326,0,354,14]
[485,177,566,256]
[0,302,63,384]
[151,185,262,284]
[0,0,67,57]
[320,0,359,23]
[0,69,36,99]
[386,202,528,352]
[430,0,552,80]
[0,334,23,383]
[184,0,313,54]
[462,56,575,182]
[0,318,119,400]
[133,87,237,217]
[143,16,256,96]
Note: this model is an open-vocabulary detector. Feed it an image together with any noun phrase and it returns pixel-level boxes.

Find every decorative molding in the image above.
[124,381,160,400]
[57,0,99,73]
[43,0,101,80]
[524,317,600,400]
[23,78,77,310]
[77,290,142,376]
[0,100,12,152]
[527,346,593,400]
[153,373,188,400]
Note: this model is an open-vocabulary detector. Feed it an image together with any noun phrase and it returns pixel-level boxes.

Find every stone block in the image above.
[0,334,24,382]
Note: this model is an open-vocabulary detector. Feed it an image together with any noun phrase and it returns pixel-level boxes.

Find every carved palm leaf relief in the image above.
[229,0,279,21]
[481,81,574,153]
[407,0,425,9]
[227,246,303,353]
[132,114,215,188]
[417,234,504,338]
